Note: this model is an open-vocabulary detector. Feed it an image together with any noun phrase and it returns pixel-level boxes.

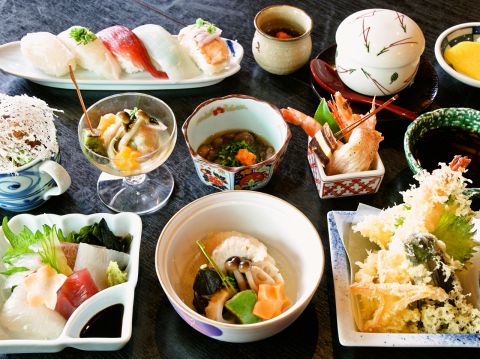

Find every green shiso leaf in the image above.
[432,211,477,263]
[313,98,342,139]
[69,26,97,45]
[1,218,70,275]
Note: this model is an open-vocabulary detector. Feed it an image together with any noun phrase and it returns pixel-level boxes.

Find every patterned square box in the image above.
[307,149,384,198]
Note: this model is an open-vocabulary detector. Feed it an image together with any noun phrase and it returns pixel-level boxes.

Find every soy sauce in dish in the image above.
[412,126,480,187]
[80,304,124,338]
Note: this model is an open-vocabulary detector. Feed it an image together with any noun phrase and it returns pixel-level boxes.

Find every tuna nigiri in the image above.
[97,25,168,79]
[58,26,122,80]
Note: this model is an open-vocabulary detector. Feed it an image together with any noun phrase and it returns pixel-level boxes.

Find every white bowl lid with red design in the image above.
[336,9,425,68]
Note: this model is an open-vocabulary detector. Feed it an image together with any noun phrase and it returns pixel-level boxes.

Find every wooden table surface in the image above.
[0,0,479,358]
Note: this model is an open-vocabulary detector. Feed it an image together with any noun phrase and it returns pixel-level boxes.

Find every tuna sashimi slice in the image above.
[55,268,99,319]
[97,25,168,79]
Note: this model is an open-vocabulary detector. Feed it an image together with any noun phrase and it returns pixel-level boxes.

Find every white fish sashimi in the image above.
[20,32,76,76]
[133,24,201,80]
[0,285,66,339]
[58,27,122,80]
[73,243,129,290]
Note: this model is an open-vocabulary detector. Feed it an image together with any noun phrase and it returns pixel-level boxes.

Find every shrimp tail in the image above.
[280,107,321,138]
[449,155,471,172]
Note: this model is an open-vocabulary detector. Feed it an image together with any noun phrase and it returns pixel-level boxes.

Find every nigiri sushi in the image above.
[58,26,122,80]
[97,25,168,79]
[133,24,201,80]
[20,32,76,77]
[178,18,230,75]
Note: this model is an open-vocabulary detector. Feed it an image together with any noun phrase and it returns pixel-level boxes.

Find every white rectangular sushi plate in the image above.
[0,39,243,90]
[0,212,142,354]
[327,211,480,347]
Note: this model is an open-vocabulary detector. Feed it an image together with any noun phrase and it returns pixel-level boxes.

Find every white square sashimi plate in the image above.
[327,210,480,347]
[0,212,142,354]
[0,38,243,90]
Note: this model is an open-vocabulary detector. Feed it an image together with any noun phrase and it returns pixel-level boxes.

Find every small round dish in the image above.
[435,22,480,88]
[182,95,291,190]
[311,45,438,116]
[404,107,480,197]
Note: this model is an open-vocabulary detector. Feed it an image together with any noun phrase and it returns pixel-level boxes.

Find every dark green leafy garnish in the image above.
[58,218,132,253]
[217,141,256,167]
[193,266,223,314]
[69,26,97,45]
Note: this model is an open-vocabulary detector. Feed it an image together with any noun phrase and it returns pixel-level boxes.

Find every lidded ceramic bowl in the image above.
[182,95,291,190]
[335,9,425,96]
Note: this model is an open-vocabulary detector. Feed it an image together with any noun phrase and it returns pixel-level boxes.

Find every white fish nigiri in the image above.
[133,24,201,80]
[58,26,122,80]
[74,243,129,290]
[0,281,66,339]
[20,32,76,77]
[178,19,230,75]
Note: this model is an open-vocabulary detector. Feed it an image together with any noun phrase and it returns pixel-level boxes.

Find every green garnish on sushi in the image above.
[195,18,216,34]
[69,26,97,45]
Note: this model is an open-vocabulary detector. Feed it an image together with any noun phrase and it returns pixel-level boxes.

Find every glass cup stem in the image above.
[124,174,147,186]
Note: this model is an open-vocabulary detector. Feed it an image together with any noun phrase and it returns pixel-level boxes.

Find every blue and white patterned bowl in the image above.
[0,153,71,212]
[435,22,480,87]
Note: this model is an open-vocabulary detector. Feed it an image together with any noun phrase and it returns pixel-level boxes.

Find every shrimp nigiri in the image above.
[97,25,168,79]
[178,19,230,75]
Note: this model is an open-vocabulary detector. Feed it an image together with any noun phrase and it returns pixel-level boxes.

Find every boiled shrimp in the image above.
[328,92,377,140]
[281,107,321,138]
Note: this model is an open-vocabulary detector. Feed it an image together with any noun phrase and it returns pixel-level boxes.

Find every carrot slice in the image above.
[235,148,257,166]
[253,282,290,320]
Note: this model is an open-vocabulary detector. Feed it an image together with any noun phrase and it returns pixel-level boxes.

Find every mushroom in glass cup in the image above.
[78,93,177,215]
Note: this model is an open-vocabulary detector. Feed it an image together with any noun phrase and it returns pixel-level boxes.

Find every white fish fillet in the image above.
[133,24,201,80]
[0,285,66,339]
[74,243,129,290]
[20,32,76,76]
[58,27,122,80]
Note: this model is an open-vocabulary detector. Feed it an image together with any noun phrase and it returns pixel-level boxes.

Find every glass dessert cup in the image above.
[78,93,177,215]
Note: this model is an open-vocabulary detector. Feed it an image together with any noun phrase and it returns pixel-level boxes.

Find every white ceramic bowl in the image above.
[435,22,480,88]
[155,191,324,342]
[335,9,425,96]
[182,95,291,190]
[0,213,142,354]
